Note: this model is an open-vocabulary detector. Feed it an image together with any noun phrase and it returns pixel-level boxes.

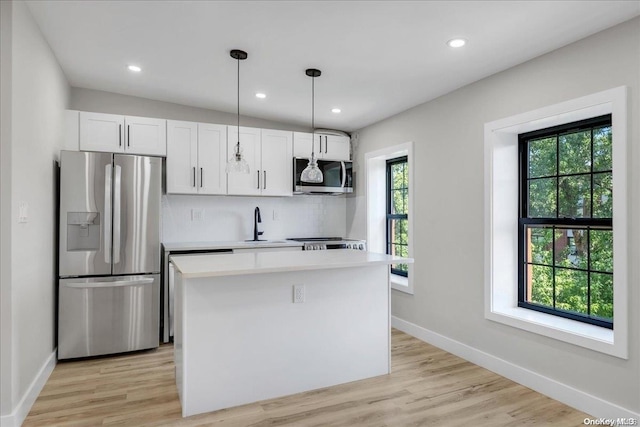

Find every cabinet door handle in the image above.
[118,124,122,147]
[193,167,196,187]
[257,170,260,189]
[200,167,203,188]
[127,125,130,147]
[263,171,266,189]
[325,135,328,153]
[319,135,322,155]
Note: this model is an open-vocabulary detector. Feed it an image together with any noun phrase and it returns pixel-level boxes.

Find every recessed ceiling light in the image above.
[447,38,466,48]
[255,93,267,99]
[331,108,341,114]
[127,65,142,72]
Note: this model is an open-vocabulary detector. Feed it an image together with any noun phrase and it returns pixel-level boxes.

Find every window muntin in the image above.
[386,157,408,277]
[519,115,613,329]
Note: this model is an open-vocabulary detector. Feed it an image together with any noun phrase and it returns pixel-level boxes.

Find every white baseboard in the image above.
[0,349,56,427]
[392,316,639,420]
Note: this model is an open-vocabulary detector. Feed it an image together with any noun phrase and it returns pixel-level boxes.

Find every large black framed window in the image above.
[386,157,408,277]
[518,115,613,329]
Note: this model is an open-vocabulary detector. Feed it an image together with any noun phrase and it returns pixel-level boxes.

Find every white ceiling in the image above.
[26,1,639,132]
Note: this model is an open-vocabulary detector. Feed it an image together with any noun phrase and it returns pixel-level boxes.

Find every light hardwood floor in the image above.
[23,329,588,426]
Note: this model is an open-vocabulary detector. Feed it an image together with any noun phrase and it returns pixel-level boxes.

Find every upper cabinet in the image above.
[261,129,294,197]
[227,127,293,197]
[79,112,166,156]
[293,132,350,161]
[166,121,226,195]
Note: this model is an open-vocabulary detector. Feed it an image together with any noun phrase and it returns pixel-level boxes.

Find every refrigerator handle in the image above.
[113,165,122,264]
[104,164,112,264]
[62,277,154,289]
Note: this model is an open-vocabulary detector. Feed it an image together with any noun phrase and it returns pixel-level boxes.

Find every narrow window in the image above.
[519,115,613,329]
[386,157,409,277]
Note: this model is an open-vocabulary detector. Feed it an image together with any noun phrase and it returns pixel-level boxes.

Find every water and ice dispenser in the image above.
[66,212,100,251]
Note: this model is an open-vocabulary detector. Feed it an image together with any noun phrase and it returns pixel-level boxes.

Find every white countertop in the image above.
[162,240,303,252]
[170,249,413,278]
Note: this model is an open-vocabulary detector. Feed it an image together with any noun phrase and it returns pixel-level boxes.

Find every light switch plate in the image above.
[18,201,28,223]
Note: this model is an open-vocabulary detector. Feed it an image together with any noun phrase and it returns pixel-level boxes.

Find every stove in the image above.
[287,237,367,251]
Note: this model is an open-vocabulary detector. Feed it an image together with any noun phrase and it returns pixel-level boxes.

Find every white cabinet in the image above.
[227,127,262,196]
[166,121,226,195]
[126,116,167,156]
[227,127,292,196]
[323,134,350,161]
[293,132,350,161]
[80,112,124,153]
[79,112,166,156]
[198,123,227,195]
[261,129,293,196]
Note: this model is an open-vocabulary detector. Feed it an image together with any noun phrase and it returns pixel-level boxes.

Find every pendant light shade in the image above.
[226,49,250,174]
[300,68,324,184]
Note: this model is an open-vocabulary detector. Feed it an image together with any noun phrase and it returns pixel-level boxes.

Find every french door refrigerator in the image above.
[58,150,161,359]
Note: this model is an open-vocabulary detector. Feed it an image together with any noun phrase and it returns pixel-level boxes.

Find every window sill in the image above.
[487,301,622,358]
[391,274,413,294]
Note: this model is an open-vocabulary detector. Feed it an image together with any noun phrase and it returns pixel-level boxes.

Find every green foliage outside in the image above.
[525,125,613,321]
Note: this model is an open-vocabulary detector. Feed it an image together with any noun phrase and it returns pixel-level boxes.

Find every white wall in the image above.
[0,0,70,423]
[348,17,640,413]
[70,87,310,132]
[163,195,346,243]
[0,0,14,419]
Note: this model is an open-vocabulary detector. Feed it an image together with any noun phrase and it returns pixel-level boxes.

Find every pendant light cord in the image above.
[311,75,315,157]
[236,55,240,155]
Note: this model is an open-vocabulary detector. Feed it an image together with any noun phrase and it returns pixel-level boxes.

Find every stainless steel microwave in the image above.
[293,158,353,194]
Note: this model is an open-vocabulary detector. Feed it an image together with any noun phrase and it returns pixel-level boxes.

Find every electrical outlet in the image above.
[272,209,279,221]
[293,284,305,303]
[191,208,204,221]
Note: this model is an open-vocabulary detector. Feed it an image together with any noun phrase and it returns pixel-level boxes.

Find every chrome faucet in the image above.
[253,207,264,241]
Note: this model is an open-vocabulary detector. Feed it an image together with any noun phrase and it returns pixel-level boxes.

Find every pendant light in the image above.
[226,49,250,174]
[300,68,323,183]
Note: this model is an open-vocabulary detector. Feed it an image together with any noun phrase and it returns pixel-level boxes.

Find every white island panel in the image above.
[175,264,391,417]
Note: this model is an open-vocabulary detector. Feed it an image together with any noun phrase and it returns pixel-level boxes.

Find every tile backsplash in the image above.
[162,194,347,243]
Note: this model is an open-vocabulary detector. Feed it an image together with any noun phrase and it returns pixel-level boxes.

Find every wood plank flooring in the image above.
[23,329,588,426]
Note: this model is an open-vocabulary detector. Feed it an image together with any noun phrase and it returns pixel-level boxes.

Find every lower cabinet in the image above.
[166,120,226,195]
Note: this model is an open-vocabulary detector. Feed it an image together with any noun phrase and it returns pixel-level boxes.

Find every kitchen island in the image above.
[171,249,412,417]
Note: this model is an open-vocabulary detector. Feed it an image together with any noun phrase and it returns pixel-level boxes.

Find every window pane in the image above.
[393,219,408,245]
[593,173,612,218]
[559,130,591,175]
[527,226,553,265]
[528,137,556,178]
[391,163,406,190]
[555,268,588,315]
[593,126,612,172]
[528,178,556,217]
[590,230,613,273]
[590,273,613,319]
[554,228,587,270]
[392,263,408,274]
[528,264,554,306]
[558,175,591,218]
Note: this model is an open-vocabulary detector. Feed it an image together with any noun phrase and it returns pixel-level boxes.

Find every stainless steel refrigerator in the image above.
[58,150,161,360]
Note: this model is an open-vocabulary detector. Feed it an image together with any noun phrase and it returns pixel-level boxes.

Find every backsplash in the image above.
[162,195,347,242]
